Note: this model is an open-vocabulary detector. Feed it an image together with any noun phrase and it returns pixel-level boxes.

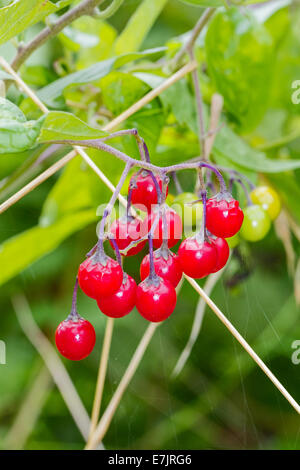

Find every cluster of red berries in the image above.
[55,169,245,361]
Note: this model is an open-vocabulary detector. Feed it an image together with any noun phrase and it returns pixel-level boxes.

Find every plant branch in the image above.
[10,0,106,71]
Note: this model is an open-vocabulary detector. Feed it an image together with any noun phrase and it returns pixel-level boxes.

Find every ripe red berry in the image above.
[178,237,217,279]
[136,278,177,322]
[209,237,229,273]
[109,217,146,256]
[140,249,182,287]
[129,170,167,212]
[78,255,123,299]
[142,207,182,249]
[97,275,137,318]
[55,317,96,361]
[206,195,244,238]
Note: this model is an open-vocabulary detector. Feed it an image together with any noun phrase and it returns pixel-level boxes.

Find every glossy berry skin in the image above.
[142,208,183,249]
[109,217,146,256]
[178,237,217,279]
[129,171,167,212]
[78,256,123,299]
[250,186,281,220]
[97,275,137,318]
[140,250,182,287]
[209,237,230,273]
[136,278,177,322]
[240,204,271,242]
[206,196,244,238]
[55,318,96,361]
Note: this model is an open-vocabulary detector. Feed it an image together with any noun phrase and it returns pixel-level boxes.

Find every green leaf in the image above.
[134,72,199,134]
[37,48,165,106]
[38,111,109,143]
[213,125,300,173]
[0,98,44,153]
[205,7,274,131]
[114,0,168,55]
[101,72,150,115]
[0,209,97,287]
[0,0,58,46]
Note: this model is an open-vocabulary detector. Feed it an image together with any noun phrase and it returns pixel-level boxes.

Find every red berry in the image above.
[136,278,177,322]
[209,237,229,272]
[78,255,123,299]
[97,275,137,318]
[206,195,244,238]
[55,317,96,361]
[140,249,182,287]
[178,237,217,279]
[109,217,146,256]
[142,207,182,249]
[129,171,167,212]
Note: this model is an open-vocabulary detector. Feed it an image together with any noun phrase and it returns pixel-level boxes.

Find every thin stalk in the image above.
[86,317,114,447]
[184,276,300,415]
[86,322,158,450]
[200,162,227,193]
[173,8,215,67]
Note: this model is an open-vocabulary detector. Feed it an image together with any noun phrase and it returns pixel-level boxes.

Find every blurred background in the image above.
[0,0,300,450]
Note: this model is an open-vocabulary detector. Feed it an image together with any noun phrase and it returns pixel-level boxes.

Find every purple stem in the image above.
[220,167,255,191]
[200,162,227,193]
[49,137,212,173]
[97,161,132,259]
[196,190,207,245]
[234,178,253,206]
[110,238,123,267]
[148,232,157,281]
[68,277,80,321]
[142,141,151,163]
[127,187,133,217]
[148,170,162,204]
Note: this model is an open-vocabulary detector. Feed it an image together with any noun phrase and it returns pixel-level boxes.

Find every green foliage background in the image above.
[0,0,299,450]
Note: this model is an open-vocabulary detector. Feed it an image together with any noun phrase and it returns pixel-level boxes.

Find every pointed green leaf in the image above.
[38,111,109,143]
[0,0,58,45]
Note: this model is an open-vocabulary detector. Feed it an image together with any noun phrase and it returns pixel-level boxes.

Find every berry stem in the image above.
[68,277,80,321]
[96,162,132,259]
[142,141,151,163]
[49,136,223,174]
[198,189,207,243]
[200,162,227,193]
[233,178,253,206]
[148,231,158,282]
[110,237,123,267]
[126,187,133,218]
[148,170,162,204]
